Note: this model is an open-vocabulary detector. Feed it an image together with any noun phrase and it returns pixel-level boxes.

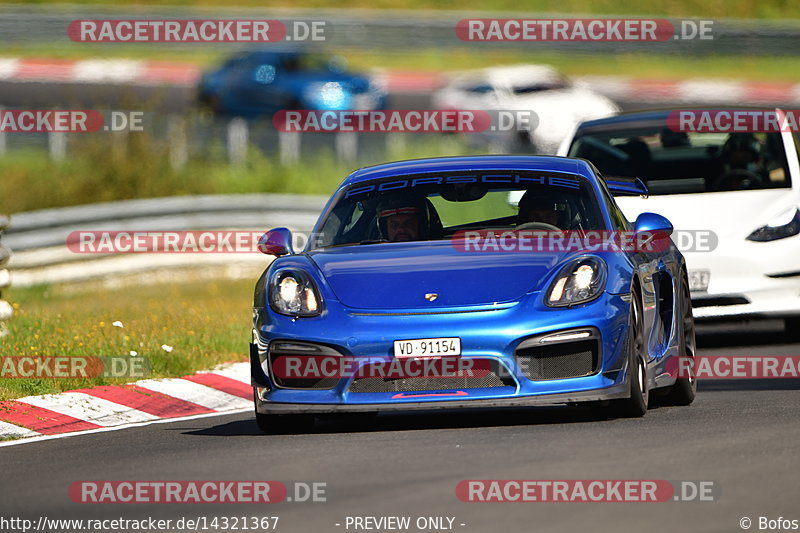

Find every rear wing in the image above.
[604,176,649,198]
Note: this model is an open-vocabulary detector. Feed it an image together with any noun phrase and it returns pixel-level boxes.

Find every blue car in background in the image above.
[198,50,386,116]
[251,155,696,433]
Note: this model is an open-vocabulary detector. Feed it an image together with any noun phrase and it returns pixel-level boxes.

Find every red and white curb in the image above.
[0,362,253,445]
[376,71,800,104]
[576,76,800,105]
[0,57,201,86]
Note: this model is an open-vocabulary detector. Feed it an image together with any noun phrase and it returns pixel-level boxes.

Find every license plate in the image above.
[688,269,710,292]
[394,338,461,358]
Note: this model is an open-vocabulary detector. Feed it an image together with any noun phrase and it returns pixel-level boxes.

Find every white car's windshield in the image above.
[569,127,792,194]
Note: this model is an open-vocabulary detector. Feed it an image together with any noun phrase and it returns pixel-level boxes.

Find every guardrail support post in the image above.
[227,118,249,165]
[168,115,188,170]
[0,106,6,156]
[48,131,67,161]
[0,214,11,337]
[335,131,358,164]
[386,132,406,158]
[110,129,130,160]
[278,130,300,165]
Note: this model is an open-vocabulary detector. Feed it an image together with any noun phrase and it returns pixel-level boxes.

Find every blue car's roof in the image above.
[343,155,594,186]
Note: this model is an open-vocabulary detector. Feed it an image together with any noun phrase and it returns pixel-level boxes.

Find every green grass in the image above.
[7,0,800,18]
[0,133,473,214]
[0,279,255,401]
[4,43,798,83]
[430,191,517,227]
[347,49,800,81]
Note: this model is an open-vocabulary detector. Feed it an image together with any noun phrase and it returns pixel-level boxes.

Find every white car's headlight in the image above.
[746,207,800,242]
[268,269,322,317]
[546,256,607,307]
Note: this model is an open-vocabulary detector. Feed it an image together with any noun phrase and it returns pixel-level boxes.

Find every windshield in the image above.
[568,127,792,194]
[311,171,606,249]
[512,81,569,94]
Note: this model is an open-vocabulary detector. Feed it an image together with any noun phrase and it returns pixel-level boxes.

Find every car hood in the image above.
[616,189,798,241]
[309,241,568,309]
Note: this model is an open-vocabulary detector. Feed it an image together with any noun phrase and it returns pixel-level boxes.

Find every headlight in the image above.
[305,82,350,110]
[746,207,800,242]
[546,256,607,307]
[268,269,322,317]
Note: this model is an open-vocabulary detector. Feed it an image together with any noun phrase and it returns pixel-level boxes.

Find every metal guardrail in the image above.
[0,113,412,167]
[0,5,797,56]
[6,194,327,287]
[0,214,11,336]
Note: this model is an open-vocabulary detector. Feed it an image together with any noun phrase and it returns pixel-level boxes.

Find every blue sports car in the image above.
[198,50,386,116]
[251,155,696,433]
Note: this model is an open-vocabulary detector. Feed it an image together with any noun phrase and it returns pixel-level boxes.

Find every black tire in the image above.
[662,274,697,406]
[785,316,800,343]
[609,290,649,418]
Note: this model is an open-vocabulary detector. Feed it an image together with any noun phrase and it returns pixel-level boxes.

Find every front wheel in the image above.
[609,291,649,418]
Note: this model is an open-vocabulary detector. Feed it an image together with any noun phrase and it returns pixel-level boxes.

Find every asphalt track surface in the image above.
[0,80,666,113]
[1,320,799,533]
[1,78,798,533]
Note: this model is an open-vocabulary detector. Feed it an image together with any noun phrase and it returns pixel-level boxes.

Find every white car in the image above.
[557,109,800,335]
[432,64,619,154]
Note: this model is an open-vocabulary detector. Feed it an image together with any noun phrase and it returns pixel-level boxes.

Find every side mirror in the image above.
[634,212,673,236]
[258,227,294,256]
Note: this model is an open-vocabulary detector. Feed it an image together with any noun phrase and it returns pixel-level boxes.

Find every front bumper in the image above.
[254,382,629,414]
[251,292,636,414]
[684,240,800,320]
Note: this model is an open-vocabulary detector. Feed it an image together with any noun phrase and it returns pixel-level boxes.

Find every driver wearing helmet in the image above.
[376,196,430,242]
[517,189,564,228]
[720,133,764,174]
[714,133,768,190]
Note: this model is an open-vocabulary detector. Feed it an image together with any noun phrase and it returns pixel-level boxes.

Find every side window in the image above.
[342,201,365,234]
[338,200,377,244]
[460,83,494,95]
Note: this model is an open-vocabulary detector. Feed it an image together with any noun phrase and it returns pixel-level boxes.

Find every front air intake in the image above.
[515,329,600,381]
[267,341,343,390]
